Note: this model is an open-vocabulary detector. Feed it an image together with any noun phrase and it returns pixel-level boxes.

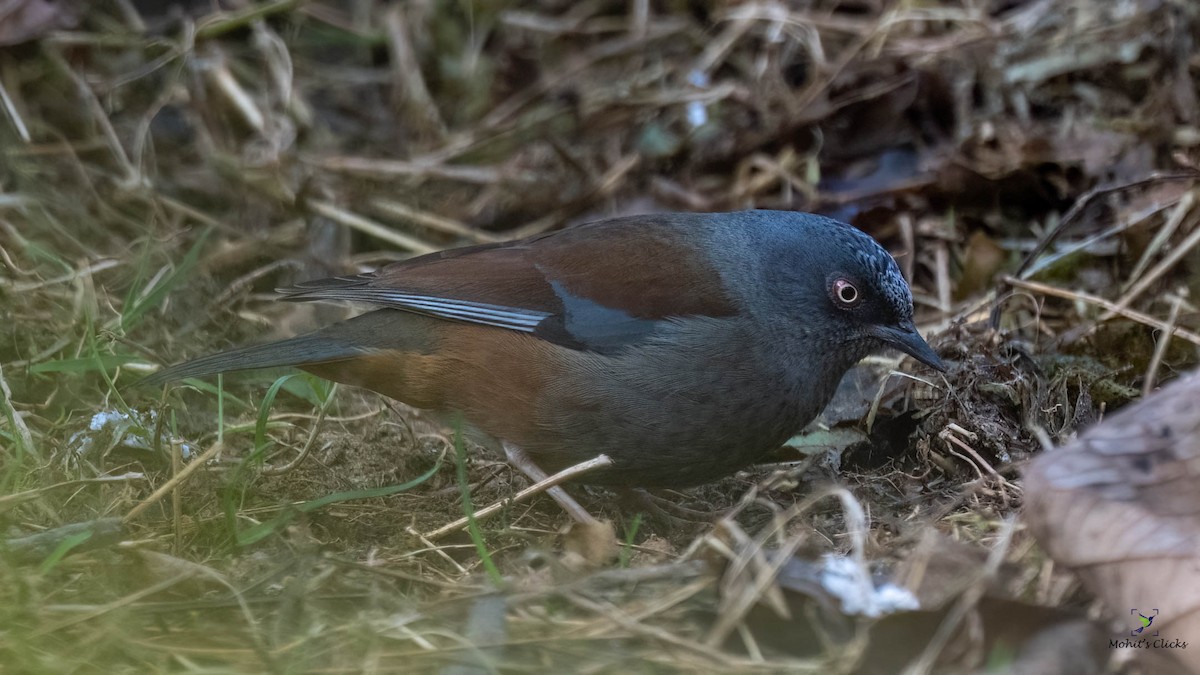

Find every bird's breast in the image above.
[517,318,824,485]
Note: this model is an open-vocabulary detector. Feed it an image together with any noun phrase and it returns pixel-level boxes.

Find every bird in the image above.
[143,210,945,521]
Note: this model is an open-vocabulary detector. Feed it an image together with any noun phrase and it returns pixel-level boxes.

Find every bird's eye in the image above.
[831,278,860,308]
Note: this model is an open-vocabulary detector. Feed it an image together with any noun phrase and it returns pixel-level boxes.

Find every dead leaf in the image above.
[561,519,617,570]
[1024,370,1200,673]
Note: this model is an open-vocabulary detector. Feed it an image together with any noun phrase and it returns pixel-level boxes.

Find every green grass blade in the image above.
[29,354,143,374]
[454,423,503,586]
[252,374,295,461]
[118,226,212,332]
[619,513,643,568]
[37,530,93,575]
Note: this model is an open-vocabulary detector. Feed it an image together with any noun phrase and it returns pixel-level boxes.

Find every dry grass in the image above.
[2,0,1198,672]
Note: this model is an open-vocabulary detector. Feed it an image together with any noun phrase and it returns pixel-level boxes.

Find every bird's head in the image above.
[763,212,946,372]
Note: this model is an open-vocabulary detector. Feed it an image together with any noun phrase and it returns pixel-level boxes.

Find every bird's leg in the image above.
[502,441,599,525]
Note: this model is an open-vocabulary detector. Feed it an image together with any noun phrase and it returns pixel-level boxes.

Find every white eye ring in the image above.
[832,278,860,307]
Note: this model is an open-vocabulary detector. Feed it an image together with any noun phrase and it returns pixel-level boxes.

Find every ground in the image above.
[1,0,1199,672]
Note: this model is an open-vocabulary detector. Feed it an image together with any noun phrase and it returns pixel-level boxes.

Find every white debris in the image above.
[819,554,920,618]
[686,70,710,128]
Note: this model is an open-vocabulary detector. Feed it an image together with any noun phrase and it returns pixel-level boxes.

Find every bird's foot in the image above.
[619,488,719,528]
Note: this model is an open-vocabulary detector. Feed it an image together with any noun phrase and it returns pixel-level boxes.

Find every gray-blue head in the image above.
[757,211,945,372]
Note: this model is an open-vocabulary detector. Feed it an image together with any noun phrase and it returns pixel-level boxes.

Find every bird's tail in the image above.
[139,333,362,386]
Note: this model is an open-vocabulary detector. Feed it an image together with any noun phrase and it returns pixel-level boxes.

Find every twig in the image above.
[384,7,446,140]
[1002,276,1200,347]
[898,213,915,282]
[1126,189,1195,286]
[1142,292,1185,396]
[1107,206,1200,320]
[166,417,182,557]
[206,53,265,133]
[703,486,871,647]
[404,526,470,575]
[0,361,36,459]
[903,518,1018,675]
[371,198,501,243]
[43,47,141,189]
[308,199,438,254]
[124,441,226,523]
[311,156,539,185]
[2,258,122,293]
[32,573,198,638]
[0,473,144,508]
[564,591,739,666]
[263,384,337,476]
[424,454,613,539]
[195,0,304,40]
[935,239,951,315]
[510,154,642,238]
[0,79,30,142]
[1014,172,1199,278]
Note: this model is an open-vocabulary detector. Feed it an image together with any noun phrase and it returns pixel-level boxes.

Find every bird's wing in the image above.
[278,214,738,352]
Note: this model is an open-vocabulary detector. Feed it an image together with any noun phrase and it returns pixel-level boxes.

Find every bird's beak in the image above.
[869,320,946,372]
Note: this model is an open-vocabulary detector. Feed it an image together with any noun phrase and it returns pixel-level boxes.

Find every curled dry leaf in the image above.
[561,519,618,570]
[1024,370,1200,672]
